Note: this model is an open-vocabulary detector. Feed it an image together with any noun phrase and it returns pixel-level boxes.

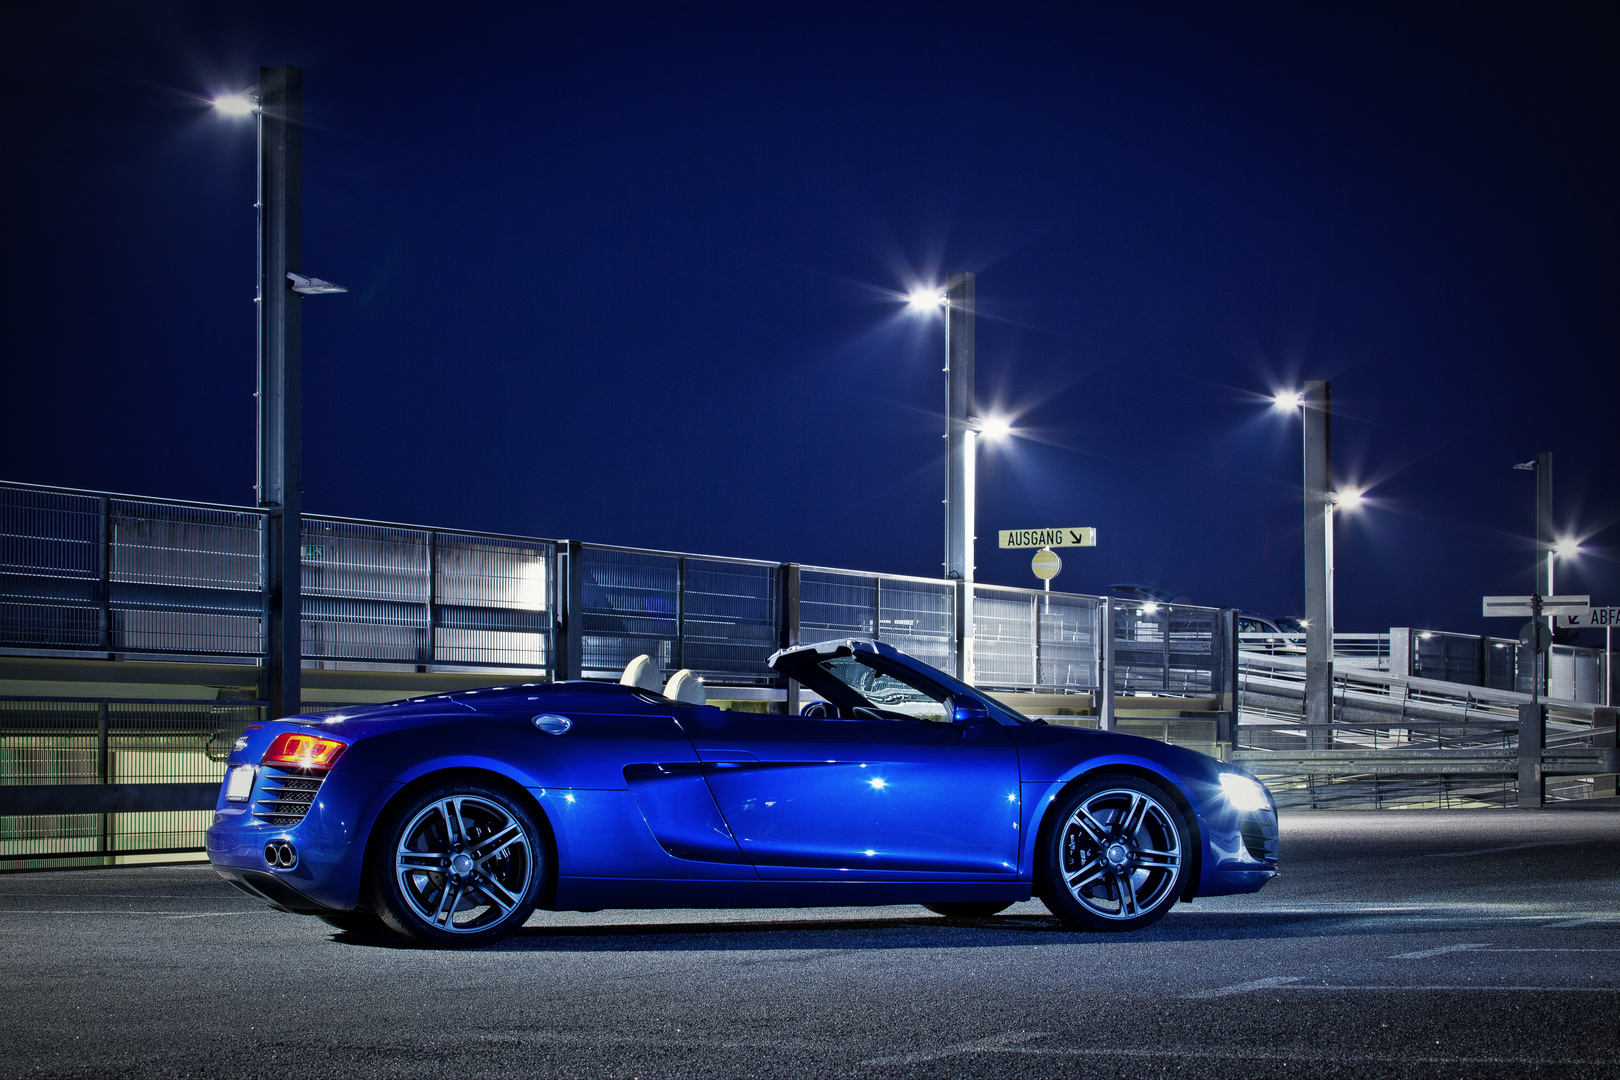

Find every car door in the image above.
[674,705,1021,878]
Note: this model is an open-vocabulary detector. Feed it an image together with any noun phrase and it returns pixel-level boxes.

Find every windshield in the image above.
[817,657,949,722]
[773,643,1036,725]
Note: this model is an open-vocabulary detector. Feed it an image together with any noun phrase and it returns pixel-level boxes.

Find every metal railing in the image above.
[1233,651,1617,809]
[1,480,1240,866]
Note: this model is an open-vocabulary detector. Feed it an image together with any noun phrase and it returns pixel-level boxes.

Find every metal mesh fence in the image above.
[1114,602,1220,695]
[432,533,553,668]
[1412,631,1484,686]
[799,569,956,676]
[301,519,429,663]
[576,548,779,682]
[577,547,679,678]
[682,558,778,681]
[970,586,1101,693]
[0,698,258,862]
[1,487,105,651]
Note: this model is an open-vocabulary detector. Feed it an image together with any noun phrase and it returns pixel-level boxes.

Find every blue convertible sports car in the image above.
[207,638,1278,946]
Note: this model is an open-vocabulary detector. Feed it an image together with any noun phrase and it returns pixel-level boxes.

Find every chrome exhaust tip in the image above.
[264,840,298,869]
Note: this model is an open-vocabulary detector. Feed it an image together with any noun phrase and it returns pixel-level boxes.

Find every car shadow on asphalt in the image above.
[327,908,1478,952]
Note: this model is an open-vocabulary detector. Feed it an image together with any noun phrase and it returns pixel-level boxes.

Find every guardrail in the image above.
[1234,651,1617,808]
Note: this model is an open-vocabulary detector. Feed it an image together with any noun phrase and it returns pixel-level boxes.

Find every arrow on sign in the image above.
[1559,606,1620,628]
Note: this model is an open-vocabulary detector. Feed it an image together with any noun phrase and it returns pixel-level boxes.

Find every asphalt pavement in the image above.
[2,804,1617,1079]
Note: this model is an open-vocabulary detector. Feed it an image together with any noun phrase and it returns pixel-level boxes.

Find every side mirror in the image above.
[950,697,991,723]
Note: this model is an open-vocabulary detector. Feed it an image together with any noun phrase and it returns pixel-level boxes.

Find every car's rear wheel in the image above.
[1036,774,1189,932]
[367,780,547,948]
[923,901,1014,919]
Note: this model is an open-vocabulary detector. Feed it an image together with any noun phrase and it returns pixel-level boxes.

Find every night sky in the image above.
[3,3,1616,638]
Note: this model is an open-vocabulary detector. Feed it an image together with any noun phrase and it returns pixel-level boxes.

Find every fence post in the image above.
[1517,703,1544,808]
[1389,628,1412,678]
[99,495,113,658]
[1593,706,1617,799]
[1100,595,1115,731]
[422,531,436,671]
[558,541,584,681]
[1217,608,1237,754]
[780,564,801,716]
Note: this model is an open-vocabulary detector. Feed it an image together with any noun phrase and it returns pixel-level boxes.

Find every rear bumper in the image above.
[205,767,399,913]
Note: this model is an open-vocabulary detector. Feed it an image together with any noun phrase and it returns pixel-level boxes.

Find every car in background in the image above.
[1109,584,1184,608]
[1237,612,1306,653]
[207,638,1278,947]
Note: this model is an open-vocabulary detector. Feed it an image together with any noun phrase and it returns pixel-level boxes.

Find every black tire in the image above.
[318,910,392,935]
[1036,773,1190,932]
[923,901,1014,919]
[366,779,548,948]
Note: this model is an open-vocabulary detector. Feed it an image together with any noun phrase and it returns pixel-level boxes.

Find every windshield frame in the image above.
[771,641,1034,726]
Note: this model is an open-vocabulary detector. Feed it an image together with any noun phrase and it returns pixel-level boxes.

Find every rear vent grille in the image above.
[1240,808,1278,863]
[252,767,327,827]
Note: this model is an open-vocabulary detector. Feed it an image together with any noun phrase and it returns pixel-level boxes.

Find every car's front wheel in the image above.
[1036,774,1190,932]
[367,780,547,947]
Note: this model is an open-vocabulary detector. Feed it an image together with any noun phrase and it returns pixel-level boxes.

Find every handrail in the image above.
[1238,650,1598,717]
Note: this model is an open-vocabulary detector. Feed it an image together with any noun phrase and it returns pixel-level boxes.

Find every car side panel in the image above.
[534,788,758,882]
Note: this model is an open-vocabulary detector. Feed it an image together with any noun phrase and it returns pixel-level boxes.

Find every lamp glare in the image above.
[1334,487,1366,511]
[906,287,945,314]
[213,93,255,118]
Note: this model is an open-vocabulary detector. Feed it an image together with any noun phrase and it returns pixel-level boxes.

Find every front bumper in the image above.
[206,765,400,913]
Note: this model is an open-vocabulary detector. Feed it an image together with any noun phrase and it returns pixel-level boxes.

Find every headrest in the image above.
[664,669,706,706]
[619,654,663,693]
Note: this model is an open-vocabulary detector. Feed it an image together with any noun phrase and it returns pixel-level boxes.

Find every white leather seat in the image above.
[663,669,706,706]
[619,654,663,693]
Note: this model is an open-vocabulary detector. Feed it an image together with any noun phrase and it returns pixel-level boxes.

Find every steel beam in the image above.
[944,272,976,681]
[1517,702,1544,807]
[257,65,304,720]
[1303,380,1333,749]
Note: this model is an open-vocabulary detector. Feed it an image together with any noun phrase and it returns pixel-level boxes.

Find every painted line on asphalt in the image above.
[1542,916,1614,928]
[1186,983,1619,999]
[1181,976,1305,999]
[1484,948,1620,953]
[859,1030,1049,1066]
[1390,943,1492,959]
[0,910,259,918]
[978,1047,1620,1067]
[1424,839,1585,858]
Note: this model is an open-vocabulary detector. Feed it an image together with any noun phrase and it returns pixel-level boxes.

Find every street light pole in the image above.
[1302,380,1333,749]
[258,64,304,721]
[943,272,975,682]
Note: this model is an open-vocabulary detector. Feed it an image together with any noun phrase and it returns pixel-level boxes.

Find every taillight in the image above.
[261,731,347,771]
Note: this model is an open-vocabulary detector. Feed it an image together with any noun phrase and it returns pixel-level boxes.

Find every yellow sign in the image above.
[999,527,1096,549]
[1031,548,1062,581]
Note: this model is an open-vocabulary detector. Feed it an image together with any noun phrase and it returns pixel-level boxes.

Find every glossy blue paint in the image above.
[675,705,1021,876]
[205,639,1277,926]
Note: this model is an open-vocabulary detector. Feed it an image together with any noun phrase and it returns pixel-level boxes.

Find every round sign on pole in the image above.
[1031,547,1062,581]
[1518,620,1552,653]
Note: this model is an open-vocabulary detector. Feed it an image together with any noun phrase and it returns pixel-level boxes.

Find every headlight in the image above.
[1219,773,1270,812]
